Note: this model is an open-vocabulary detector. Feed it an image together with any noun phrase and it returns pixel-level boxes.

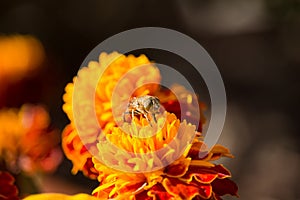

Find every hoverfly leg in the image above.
[123,111,130,122]
[144,113,153,127]
[131,110,135,122]
[122,112,126,122]
[152,113,157,123]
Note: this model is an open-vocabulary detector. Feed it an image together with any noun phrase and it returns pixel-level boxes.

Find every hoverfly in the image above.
[123,95,161,126]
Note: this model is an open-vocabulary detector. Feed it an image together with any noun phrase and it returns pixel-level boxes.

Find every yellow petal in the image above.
[23,193,99,200]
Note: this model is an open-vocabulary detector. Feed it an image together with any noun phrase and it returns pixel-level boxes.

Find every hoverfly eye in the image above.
[152,100,160,110]
[156,103,160,110]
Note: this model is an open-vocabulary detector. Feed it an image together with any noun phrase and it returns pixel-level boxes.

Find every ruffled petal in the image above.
[211,178,239,197]
[162,178,212,200]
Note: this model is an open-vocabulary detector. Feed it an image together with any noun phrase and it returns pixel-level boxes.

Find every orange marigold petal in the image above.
[187,142,233,162]
[62,124,98,179]
[205,145,234,161]
[23,193,99,200]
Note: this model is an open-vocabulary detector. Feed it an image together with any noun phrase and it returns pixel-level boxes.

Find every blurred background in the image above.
[0,0,299,199]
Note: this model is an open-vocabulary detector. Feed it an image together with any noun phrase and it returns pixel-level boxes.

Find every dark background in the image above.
[1,0,299,199]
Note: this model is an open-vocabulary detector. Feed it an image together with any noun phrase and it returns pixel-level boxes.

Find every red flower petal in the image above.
[134,190,152,200]
[211,178,238,197]
[147,183,173,200]
[211,165,232,179]
[180,164,231,184]
[0,172,14,185]
[163,178,212,199]
[187,141,208,160]
[82,157,99,179]
[194,174,219,184]
[180,167,217,184]
[164,158,190,177]
[187,142,233,162]
[206,145,234,161]
[0,171,19,200]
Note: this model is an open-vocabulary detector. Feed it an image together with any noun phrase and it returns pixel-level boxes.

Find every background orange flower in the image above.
[0,105,62,174]
[0,35,45,83]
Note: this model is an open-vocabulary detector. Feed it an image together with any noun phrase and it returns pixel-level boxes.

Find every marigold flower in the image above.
[92,113,238,200]
[0,171,19,200]
[61,51,238,199]
[23,193,99,200]
[0,105,61,174]
[0,35,45,82]
[62,52,161,177]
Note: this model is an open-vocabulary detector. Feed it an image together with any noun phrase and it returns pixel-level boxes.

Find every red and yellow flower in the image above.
[92,113,238,200]
[62,52,238,199]
[0,105,61,174]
